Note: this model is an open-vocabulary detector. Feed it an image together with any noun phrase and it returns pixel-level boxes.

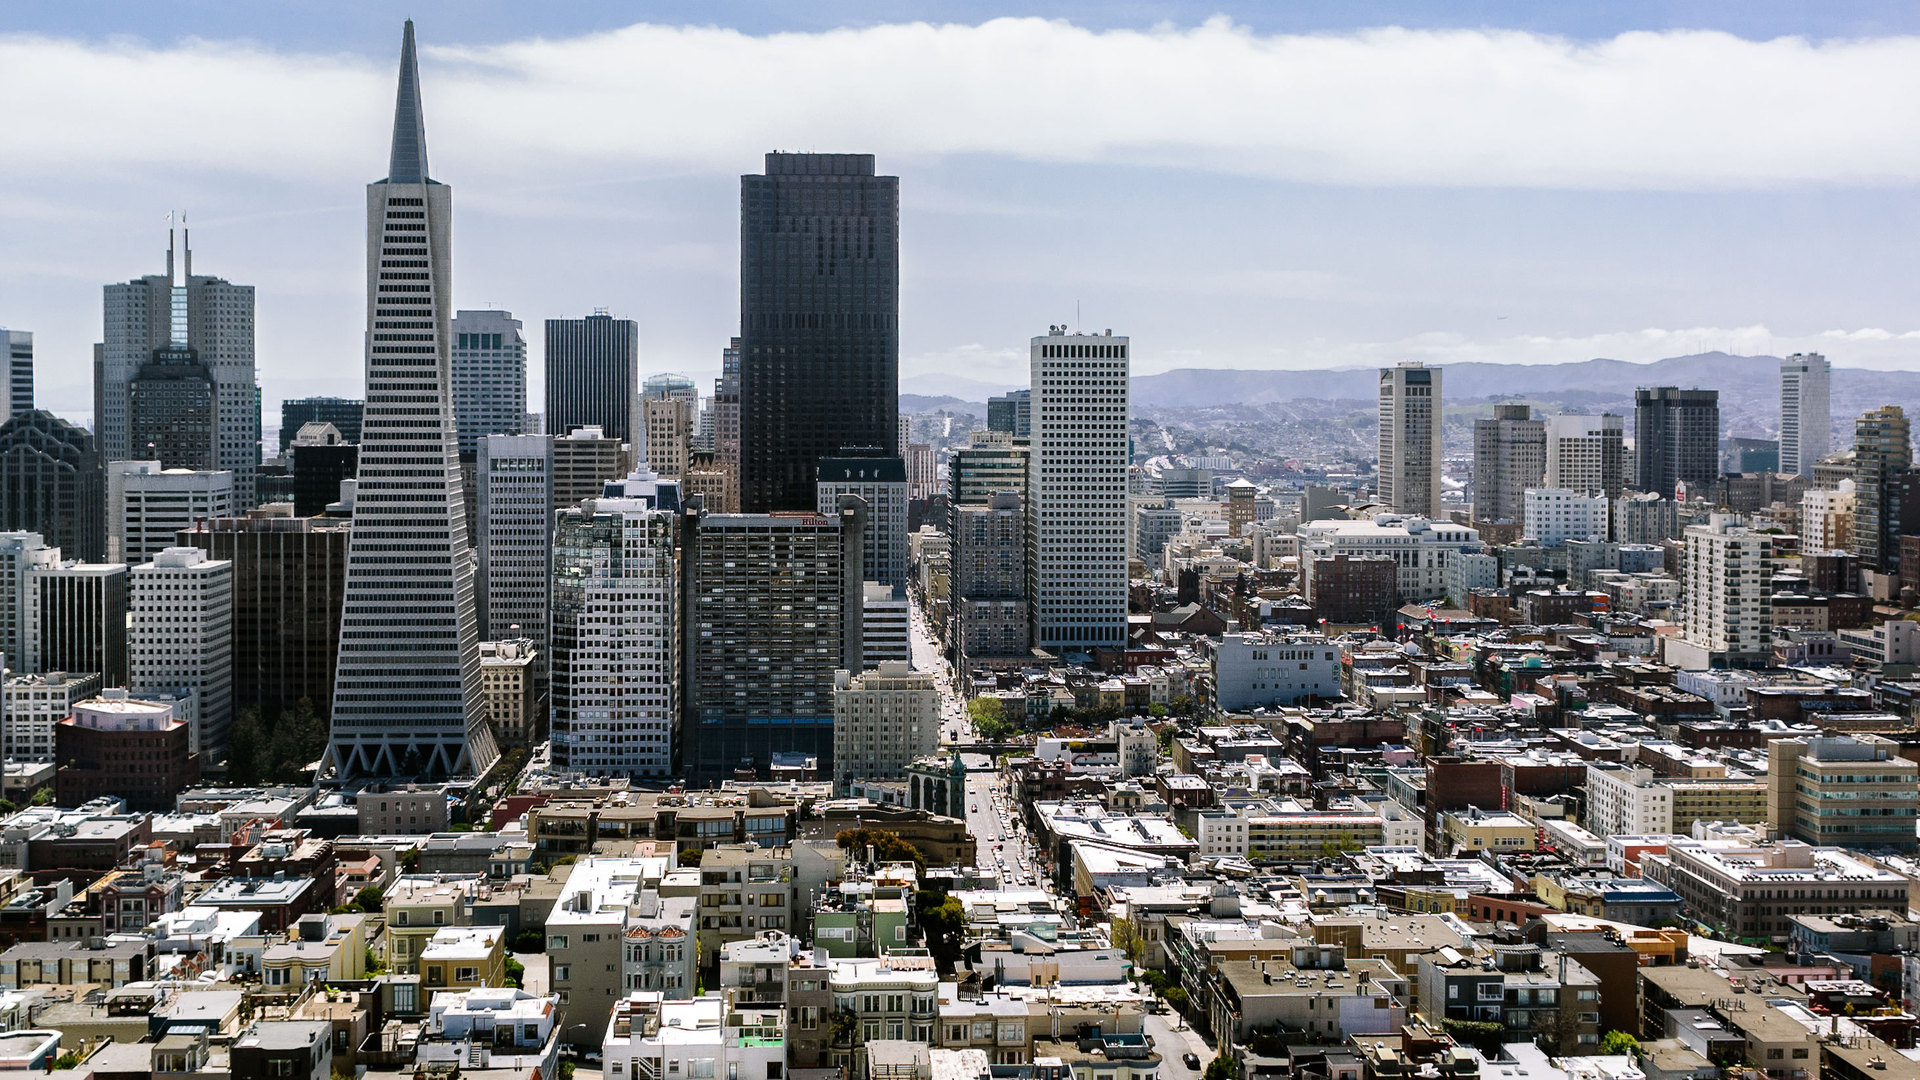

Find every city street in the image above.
[909,600,971,745]
[964,770,1044,888]
[1143,1010,1216,1078]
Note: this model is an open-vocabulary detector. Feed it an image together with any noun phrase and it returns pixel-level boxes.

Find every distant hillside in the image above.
[900,393,982,413]
[1130,352,1920,439]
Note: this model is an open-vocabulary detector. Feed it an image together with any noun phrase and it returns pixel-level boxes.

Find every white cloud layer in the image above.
[6,19,1920,191]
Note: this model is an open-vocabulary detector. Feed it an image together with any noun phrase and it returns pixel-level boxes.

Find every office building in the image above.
[129,547,233,758]
[551,426,628,511]
[1646,838,1908,941]
[1302,553,1398,627]
[987,388,1031,438]
[0,331,30,424]
[1633,387,1719,498]
[948,429,1028,510]
[55,691,199,812]
[1801,482,1854,554]
[1544,413,1626,497]
[288,423,357,517]
[327,22,496,780]
[1,671,102,763]
[817,452,907,588]
[450,310,527,457]
[0,411,105,563]
[1611,490,1680,544]
[1852,405,1913,573]
[678,501,863,781]
[1472,403,1544,524]
[476,434,551,645]
[1780,352,1831,478]
[179,514,349,721]
[279,397,363,453]
[477,638,538,749]
[905,441,938,501]
[0,532,58,668]
[714,338,741,479]
[832,661,938,790]
[682,451,737,515]
[1377,363,1442,517]
[1160,467,1215,500]
[642,372,698,406]
[951,491,1028,666]
[1767,735,1919,853]
[738,153,899,512]
[1673,514,1777,669]
[1212,632,1341,710]
[1724,436,1780,475]
[99,226,260,505]
[1029,328,1130,652]
[551,470,679,778]
[25,561,128,685]
[546,313,639,446]
[1298,515,1482,602]
[1523,488,1609,547]
[106,462,236,565]
[862,583,910,665]
[642,397,693,480]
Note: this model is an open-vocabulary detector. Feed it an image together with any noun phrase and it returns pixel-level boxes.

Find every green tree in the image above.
[835,828,926,869]
[678,848,703,868]
[1201,1053,1233,1080]
[968,697,1016,741]
[1110,916,1147,967]
[1599,1031,1639,1056]
[512,929,546,954]
[917,890,967,972]
[227,706,265,783]
[353,886,385,913]
[30,787,52,807]
[505,956,526,988]
[1164,986,1189,1013]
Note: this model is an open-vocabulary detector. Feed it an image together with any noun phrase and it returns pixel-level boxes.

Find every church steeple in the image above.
[385,20,431,184]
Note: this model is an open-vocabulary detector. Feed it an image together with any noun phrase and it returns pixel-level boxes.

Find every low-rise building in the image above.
[416,986,561,1078]
[420,925,507,991]
[1644,839,1912,939]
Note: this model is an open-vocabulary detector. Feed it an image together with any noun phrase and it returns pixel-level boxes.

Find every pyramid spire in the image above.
[386,20,430,183]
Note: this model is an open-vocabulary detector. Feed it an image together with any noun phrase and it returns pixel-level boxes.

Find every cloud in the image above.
[5,20,1920,194]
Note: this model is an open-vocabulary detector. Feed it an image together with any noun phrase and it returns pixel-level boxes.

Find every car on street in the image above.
[1183,1054,1201,1070]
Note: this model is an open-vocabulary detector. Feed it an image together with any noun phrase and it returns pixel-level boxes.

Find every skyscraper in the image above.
[1852,405,1913,573]
[450,310,527,457]
[952,490,1029,669]
[0,411,105,563]
[328,22,496,779]
[1028,327,1130,652]
[1471,403,1544,524]
[714,338,741,484]
[1780,352,1831,478]
[127,343,215,469]
[179,515,349,721]
[738,153,899,512]
[1633,387,1720,498]
[816,451,908,588]
[545,314,640,446]
[0,331,31,424]
[100,226,259,505]
[1377,363,1442,517]
[476,433,552,644]
[25,561,128,685]
[551,469,679,778]
[988,389,1031,438]
[129,547,233,759]
[106,461,236,564]
[679,501,864,782]
[1545,413,1626,498]
[279,396,364,453]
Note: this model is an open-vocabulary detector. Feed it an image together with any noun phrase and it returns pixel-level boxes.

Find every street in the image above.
[908,599,972,745]
[964,769,1044,889]
[1143,1009,1216,1078]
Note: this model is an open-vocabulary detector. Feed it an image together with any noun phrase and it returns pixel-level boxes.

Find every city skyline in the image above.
[6,6,1920,425]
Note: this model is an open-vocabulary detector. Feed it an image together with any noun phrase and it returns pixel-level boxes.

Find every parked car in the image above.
[1183,1054,1201,1070]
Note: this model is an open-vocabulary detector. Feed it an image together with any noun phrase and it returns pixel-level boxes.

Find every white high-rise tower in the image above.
[1780,352,1830,478]
[1377,362,1442,517]
[328,22,497,779]
[1028,326,1130,652]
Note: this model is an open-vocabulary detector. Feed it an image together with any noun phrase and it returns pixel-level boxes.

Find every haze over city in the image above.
[8,1,1920,422]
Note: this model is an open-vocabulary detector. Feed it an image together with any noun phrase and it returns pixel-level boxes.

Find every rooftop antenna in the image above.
[1076,300,1081,333]
[165,211,175,285]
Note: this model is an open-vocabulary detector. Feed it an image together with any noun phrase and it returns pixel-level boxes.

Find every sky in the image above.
[7,1,1920,424]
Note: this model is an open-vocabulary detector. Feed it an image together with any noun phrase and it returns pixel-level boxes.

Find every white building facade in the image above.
[1544,413,1625,497]
[1212,633,1341,711]
[831,661,939,790]
[129,547,233,758]
[1297,514,1484,602]
[1780,352,1831,477]
[450,309,528,457]
[1377,362,1442,517]
[1523,488,1610,547]
[476,434,553,645]
[1029,328,1131,652]
[106,462,236,566]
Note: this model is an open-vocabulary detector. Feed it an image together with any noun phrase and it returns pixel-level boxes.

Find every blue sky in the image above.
[5,2,1920,422]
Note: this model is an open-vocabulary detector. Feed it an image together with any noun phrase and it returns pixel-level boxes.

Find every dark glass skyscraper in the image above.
[0,411,105,562]
[738,153,899,512]
[545,314,639,444]
[1634,387,1720,498]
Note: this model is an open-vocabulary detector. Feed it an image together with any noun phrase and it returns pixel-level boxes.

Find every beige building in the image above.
[358,784,451,836]
[697,845,794,971]
[832,662,939,791]
[551,426,629,512]
[478,638,538,747]
[1767,734,1920,852]
[642,397,693,479]
[420,924,507,991]
[383,875,476,973]
[1439,807,1537,856]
